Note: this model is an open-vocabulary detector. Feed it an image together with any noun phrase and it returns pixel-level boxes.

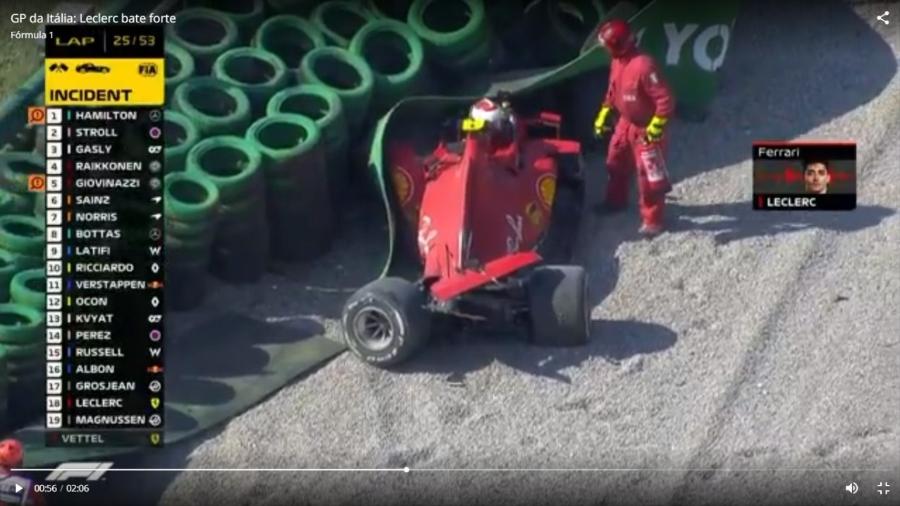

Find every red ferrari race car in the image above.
[342,95,589,367]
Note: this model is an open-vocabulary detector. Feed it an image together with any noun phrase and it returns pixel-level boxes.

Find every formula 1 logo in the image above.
[45,462,113,481]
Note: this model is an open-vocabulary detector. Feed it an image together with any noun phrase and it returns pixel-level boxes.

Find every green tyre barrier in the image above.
[299,47,374,132]
[165,233,214,265]
[9,269,45,310]
[165,256,210,312]
[0,303,43,345]
[0,188,32,216]
[164,110,200,173]
[407,0,488,61]
[185,136,264,203]
[253,15,326,74]
[2,342,42,362]
[210,200,269,284]
[0,151,44,194]
[246,114,333,261]
[212,48,289,118]
[164,43,196,99]
[7,253,41,270]
[446,31,492,71]
[349,19,426,115]
[164,171,221,224]
[166,8,240,75]
[0,249,17,302]
[367,0,414,21]
[183,0,265,43]
[267,84,349,205]
[173,77,252,137]
[32,192,44,217]
[311,1,376,48]
[265,0,318,16]
[548,0,605,54]
[0,215,44,256]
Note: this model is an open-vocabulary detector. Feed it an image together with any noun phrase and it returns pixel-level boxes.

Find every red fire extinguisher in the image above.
[637,137,672,195]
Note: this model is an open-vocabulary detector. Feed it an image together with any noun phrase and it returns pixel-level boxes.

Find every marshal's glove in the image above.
[593,105,612,138]
[645,115,668,143]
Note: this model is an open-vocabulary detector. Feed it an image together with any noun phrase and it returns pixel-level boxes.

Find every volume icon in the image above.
[845,482,858,494]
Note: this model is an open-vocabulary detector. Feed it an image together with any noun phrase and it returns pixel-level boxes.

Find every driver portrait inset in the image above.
[803,160,831,194]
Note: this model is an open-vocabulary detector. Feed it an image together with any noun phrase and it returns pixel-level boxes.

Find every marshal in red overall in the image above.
[342,95,590,367]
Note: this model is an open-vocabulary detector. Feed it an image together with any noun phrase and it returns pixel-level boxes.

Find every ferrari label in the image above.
[536,174,556,209]
[525,202,543,226]
[391,167,414,205]
[149,433,161,445]
[150,397,160,409]
[44,58,164,105]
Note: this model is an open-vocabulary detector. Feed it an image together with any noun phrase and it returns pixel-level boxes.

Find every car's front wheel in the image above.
[342,277,431,367]
[528,265,590,346]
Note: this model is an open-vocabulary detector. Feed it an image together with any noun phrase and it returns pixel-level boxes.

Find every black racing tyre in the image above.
[0,151,44,194]
[9,269,45,310]
[173,77,252,136]
[164,42,196,98]
[407,0,488,60]
[0,249,17,302]
[0,215,44,256]
[311,1,376,48]
[299,47,374,131]
[164,171,221,223]
[164,110,200,173]
[342,277,431,367]
[0,303,43,345]
[367,0,414,20]
[212,47,289,118]
[349,19,425,113]
[166,8,240,75]
[528,265,590,347]
[184,0,265,43]
[185,136,263,203]
[253,15,326,72]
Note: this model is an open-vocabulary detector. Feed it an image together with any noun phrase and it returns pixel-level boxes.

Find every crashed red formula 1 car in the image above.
[342,96,589,367]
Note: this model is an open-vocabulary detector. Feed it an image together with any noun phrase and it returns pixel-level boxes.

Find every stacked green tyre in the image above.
[186,136,268,283]
[9,269,45,310]
[166,8,240,75]
[0,345,7,431]
[0,249,17,302]
[267,85,348,211]
[311,1,376,48]
[0,215,44,270]
[164,110,200,173]
[542,0,605,65]
[184,0,265,43]
[253,15,326,76]
[0,303,44,427]
[165,43,196,99]
[212,47,289,118]
[299,47,374,132]
[246,114,333,262]
[349,19,426,115]
[0,152,43,214]
[164,172,220,311]
[173,77,252,136]
[407,0,490,68]
[367,0,414,20]
[265,0,317,16]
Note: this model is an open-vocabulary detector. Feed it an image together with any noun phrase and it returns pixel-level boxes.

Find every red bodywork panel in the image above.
[388,113,581,301]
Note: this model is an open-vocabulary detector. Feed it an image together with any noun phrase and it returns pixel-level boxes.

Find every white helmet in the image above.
[470,98,514,130]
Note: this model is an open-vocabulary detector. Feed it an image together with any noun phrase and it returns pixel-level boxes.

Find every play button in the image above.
[14,483,22,494]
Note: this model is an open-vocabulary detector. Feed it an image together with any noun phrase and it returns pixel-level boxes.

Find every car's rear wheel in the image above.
[342,277,431,367]
[528,265,589,347]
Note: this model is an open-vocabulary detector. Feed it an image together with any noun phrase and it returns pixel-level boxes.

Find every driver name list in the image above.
[43,24,165,448]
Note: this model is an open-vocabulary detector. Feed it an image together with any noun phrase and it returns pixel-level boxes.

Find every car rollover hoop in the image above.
[342,277,432,367]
